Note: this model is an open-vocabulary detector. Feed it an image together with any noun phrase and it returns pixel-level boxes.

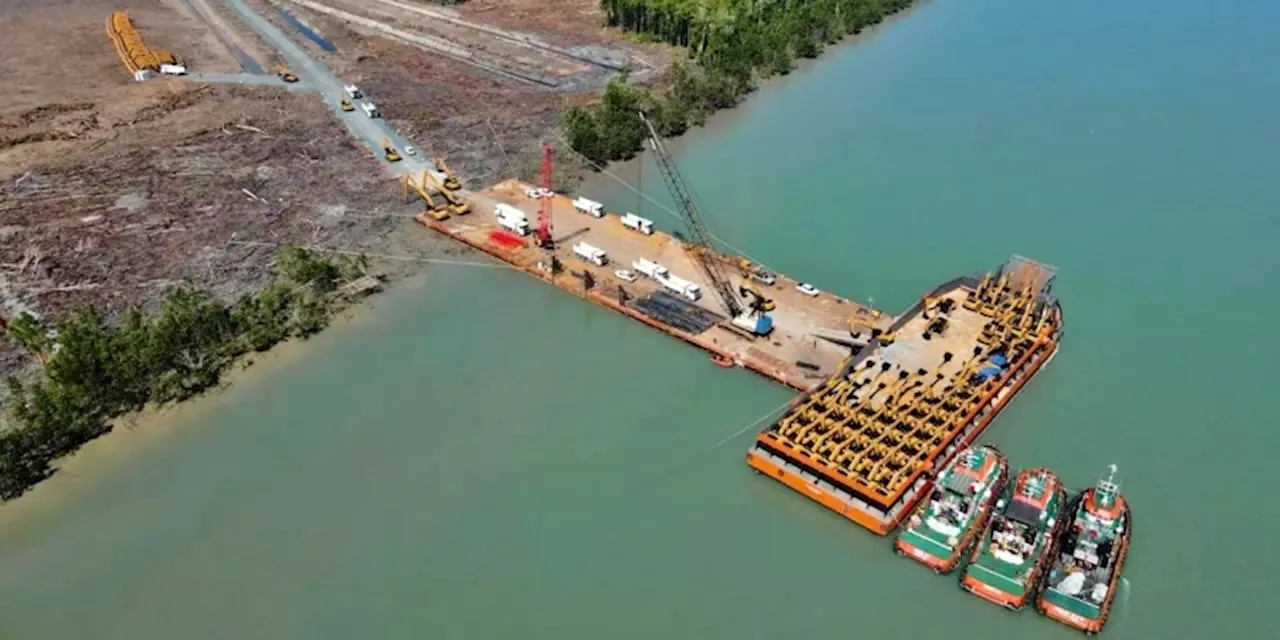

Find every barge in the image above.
[416,180,890,392]
[744,257,1063,534]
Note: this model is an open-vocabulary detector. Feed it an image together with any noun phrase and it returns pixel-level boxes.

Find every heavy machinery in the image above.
[433,158,462,190]
[340,97,355,112]
[382,137,401,163]
[276,65,298,83]
[402,171,450,220]
[425,171,471,216]
[640,112,776,337]
[738,283,776,313]
[533,143,554,248]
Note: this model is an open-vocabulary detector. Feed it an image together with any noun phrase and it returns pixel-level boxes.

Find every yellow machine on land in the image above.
[383,137,401,163]
[403,171,451,220]
[426,171,470,215]
[433,158,462,190]
[340,97,354,112]
[276,64,298,83]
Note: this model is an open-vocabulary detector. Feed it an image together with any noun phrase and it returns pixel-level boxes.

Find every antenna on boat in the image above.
[1097,464,1120,507]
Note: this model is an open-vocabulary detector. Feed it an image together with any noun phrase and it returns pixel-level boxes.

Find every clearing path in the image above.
[217,0,439,178]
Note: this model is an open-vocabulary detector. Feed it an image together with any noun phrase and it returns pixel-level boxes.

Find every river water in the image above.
[2,0,1277,637]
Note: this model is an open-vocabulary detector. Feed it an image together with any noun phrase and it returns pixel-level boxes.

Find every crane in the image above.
[638,112,743,319]
[534,143,553,248]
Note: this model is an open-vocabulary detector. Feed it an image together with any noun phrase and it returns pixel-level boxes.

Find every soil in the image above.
[0,0,670,413]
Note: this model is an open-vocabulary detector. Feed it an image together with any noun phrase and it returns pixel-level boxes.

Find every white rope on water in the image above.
[706,396,794,452]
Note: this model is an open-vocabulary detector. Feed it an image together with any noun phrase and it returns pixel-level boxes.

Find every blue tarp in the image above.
[977,366,1003,380]
[988,353,1008,367]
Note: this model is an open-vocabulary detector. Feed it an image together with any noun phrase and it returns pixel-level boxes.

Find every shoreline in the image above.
[0,1,930,520]
[0,271,421,529]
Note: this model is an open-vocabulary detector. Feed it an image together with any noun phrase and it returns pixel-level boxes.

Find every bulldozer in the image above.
[383,137,401,163]
[276,64,298,83]
[339,96,354,112]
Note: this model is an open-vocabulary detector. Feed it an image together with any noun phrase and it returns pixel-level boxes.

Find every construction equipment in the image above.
[340,97,354,112]
[382,137,401,163]
[434,158,462,190]
[425,171,471,216]
[276,65,298,83]
[533,143,554,248]
[403,171,450,220]
[738,283,776,313]
[639,112,743,319]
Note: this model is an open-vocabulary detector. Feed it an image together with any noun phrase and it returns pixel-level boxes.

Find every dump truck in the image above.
[361,102,380,118]
[621,213,654,235]
[494,204,530,236]
[573,197,605,218]
[343,84,362,99]
[572,242,608,266]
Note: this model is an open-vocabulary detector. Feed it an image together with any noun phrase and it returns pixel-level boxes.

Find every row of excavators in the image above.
[402,167,471,220]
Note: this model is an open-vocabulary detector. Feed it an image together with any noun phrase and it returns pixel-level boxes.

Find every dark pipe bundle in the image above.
[628,291,722,335]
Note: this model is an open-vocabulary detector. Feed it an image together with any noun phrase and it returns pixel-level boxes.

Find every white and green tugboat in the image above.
[960,467,1067,610]
[894,444,1009,573]
[1037,465,1132,635]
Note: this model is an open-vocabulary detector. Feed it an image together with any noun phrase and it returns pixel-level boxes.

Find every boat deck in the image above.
[747,256,1063,534]
[417,180,891,390]
[760,287,989,495]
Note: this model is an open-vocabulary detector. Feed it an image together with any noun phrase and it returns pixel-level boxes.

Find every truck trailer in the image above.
[572,242,608,266]
[572,197,605,218]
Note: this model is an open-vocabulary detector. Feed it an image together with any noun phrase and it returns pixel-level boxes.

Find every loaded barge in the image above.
[416,179,889,391]
[744,257,1063,535]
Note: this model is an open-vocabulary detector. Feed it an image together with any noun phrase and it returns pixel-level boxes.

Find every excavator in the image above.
[425,171,470,215]
[433,158,462,190]
[276,64,298,83]
[402,171,450,220]
[382,137,401,163]
[738,282,776,313]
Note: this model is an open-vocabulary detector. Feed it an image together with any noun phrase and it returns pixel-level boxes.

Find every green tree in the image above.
[6,312,51,363]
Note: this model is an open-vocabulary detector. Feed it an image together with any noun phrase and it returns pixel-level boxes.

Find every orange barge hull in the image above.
[961,573,1031,610]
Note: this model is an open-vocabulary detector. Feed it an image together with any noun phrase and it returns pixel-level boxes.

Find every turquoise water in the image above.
[3,0,1278,637]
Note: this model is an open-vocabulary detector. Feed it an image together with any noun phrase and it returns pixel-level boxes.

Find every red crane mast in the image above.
[535,143,553,247]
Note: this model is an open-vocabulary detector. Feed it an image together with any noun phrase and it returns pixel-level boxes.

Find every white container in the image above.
[632,258,668,280]
[572,197,604,218]
[620,213,654,235]
[494,203,528,223]
[660,273,701,301]
[572,242,608,266]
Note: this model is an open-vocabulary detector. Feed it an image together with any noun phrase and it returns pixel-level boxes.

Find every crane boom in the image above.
[639,112,743,318]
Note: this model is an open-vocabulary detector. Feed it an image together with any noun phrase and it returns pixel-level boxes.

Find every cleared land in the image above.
[1,0,664,402]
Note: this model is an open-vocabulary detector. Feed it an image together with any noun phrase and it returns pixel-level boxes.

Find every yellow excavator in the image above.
[340,96,354,112]
[276,64,298,83]
[738,282,776,312]
[402,171,450,220]
[425,171,470,215]
[383,137,401,163]
[433,158,462,190]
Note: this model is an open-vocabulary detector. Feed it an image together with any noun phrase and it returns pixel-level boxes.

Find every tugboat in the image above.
[960,467,1067,610]
[1037,465,1132,635]
[894,444,1009,574]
